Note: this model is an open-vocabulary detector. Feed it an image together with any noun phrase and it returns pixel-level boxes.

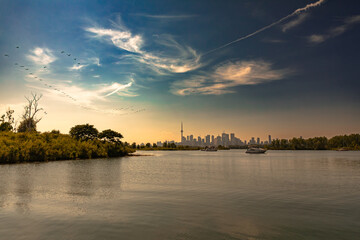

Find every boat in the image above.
[201,146,218,152]
[246,147,266,154]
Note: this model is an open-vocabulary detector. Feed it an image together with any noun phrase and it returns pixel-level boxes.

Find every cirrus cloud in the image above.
[171,60,290,96]
[27,47,57,65]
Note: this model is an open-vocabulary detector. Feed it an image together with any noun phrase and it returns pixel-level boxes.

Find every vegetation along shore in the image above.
[0,93,133,164]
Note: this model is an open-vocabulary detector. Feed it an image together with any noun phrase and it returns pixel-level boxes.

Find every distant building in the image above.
[222,133,229,147]
[205,135,210,145]
[215,135,222,146]
[268,135,272,144]
[181,122,184,143]
[257,137,260,145]
[230,133,235,144]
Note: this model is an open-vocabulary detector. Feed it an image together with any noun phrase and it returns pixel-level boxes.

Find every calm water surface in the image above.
[0,150,359,240]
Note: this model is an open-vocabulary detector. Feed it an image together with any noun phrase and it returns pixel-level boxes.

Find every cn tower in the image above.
[181,122,183,143]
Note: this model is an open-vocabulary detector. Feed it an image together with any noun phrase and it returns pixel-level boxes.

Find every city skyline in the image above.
[0,0,359,143]
[152,122,273,147]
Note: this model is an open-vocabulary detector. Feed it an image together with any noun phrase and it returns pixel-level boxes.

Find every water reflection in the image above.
[0,151,359,240]
[15,165,34,214]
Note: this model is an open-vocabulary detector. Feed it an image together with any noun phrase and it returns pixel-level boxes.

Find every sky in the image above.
[0,0,359,143]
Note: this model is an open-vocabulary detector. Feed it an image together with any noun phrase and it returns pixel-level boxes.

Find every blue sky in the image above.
[0,0,359,142]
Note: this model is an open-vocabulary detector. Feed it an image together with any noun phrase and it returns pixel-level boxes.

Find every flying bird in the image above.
[4,54,8,57]
[20,66,24,67]
[61,51,65,53]
[43,66,47,68]
[67,54,71,56]
[25,68,29,70]
[73,58,76,60]
[16,46,19,48]
[14,63,18,65]
[77,63,81,65]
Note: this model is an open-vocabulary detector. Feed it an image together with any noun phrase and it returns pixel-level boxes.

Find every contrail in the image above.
[204,0,326,55]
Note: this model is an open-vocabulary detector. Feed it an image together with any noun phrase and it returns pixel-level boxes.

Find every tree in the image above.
[145,143,151,148]
[70,124,98,140]
[131,142,137,148]
[17,118,37,133]
[18,93,44,132]
[0,108,15,132]
[152,143,157,148]
[98,129,123,143]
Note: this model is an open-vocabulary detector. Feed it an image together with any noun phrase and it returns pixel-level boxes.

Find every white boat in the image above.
[246,147,266,154]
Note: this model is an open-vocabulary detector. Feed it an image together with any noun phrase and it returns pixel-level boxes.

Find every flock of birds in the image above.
[3,46,146,116]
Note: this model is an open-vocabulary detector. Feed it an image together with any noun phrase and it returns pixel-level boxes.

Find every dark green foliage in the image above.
[0,131,134,164]
[0,122,12,132]
[0,108,15,132]
[17,118,37,132]
[267,134,360,150]
[98,129,123,143]
[69,124,98,140]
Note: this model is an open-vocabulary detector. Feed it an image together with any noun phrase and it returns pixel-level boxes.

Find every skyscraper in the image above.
[222,133,229,147]
[230,133,235,144]
[268,135,272,144]
[205,135,210,145]
[181,122,183,143]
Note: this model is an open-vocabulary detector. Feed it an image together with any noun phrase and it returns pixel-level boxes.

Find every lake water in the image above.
[0,150,359,240]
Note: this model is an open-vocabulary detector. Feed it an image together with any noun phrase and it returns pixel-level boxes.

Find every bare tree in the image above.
[17,93,45,132]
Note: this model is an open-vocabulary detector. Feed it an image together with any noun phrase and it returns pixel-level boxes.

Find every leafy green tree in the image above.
[0,108,15,132]
[98,129,123,143]
[152,143,157,148]
[163,142,168,148]
[131,142,137,148]
[70,124,98,140]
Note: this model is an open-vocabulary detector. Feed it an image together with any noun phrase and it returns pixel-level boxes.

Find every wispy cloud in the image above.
[204,0,326,55]
[308,15,360,43]
[27,78,136,108]
[85,27,143,53]
[69,64,87,71]
[89,57,101,66]
[27,47,57,65]
[132,13,196,20]
[282,13,310,32]
[171,60,290,96]
[85,22,202,74]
